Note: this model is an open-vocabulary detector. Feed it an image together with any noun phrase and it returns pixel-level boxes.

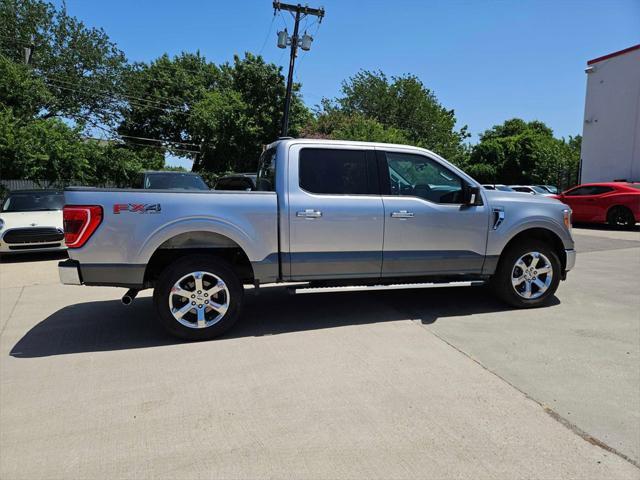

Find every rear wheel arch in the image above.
[144,231,254,287]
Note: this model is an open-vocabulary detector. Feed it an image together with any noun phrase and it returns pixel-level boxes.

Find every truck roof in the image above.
[268,137,439,156]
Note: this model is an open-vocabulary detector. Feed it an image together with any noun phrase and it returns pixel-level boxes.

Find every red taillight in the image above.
[63,205,103,248]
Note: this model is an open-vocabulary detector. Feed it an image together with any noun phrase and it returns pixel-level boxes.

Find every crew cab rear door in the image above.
[286,144,384,280]
[377,148,489,277]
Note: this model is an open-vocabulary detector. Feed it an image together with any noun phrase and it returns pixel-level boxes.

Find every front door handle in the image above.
[297,209,322,218]
[391,210,414,218]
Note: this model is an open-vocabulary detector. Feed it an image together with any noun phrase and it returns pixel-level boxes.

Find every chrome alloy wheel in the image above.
[511,251,553,299]
[168,271,230,329]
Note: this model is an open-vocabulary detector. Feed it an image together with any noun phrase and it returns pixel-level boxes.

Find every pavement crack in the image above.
[0,285,25,337]
[412,320,640,470]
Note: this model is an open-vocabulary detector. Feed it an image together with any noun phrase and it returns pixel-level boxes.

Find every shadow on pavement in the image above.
[573,222,640,233]
[10,286,558,358]
[0,251,68,264]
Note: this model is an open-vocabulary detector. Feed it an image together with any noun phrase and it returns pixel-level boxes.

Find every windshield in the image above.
[2,192,64,212]
[531,186,548,194]
[145,173,208,190]
[496,185,514,192]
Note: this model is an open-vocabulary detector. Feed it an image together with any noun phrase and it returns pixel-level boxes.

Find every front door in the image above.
[378,149,489,277]
[287,145,384,280]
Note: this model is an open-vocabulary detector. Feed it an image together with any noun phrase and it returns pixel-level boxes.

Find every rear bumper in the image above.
[58,259,145,288]
[59,259,82,285]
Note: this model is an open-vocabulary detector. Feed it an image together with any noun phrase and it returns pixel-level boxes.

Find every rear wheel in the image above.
[607,206,635,229]
[491,241,561,308]
[153,255,243,340]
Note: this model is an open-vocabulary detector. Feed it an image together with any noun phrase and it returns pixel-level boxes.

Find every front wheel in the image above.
[153,255,244,340]
[491,241,561,308]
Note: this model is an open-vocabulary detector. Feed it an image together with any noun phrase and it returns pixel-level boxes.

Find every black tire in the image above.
[607,206,635,229]
[153,255,243,340]
[491,240,561,308]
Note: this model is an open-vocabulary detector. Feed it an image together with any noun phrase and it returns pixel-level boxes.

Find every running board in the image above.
[289,280,486,295]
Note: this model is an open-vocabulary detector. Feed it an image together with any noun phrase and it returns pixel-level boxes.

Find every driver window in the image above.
[384,152,464,204]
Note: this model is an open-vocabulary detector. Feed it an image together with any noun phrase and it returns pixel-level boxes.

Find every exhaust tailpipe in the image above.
[121,289,140,306]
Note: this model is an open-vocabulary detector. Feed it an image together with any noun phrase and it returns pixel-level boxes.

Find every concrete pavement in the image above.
[0,228,639,479]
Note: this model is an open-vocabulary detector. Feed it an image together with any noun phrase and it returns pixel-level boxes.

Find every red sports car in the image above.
[553,182,640,228]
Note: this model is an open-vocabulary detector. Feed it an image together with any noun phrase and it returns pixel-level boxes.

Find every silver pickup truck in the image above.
[59,138,575,339]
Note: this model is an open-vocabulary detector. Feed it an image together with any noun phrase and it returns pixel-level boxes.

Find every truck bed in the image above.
[63,188,279,287]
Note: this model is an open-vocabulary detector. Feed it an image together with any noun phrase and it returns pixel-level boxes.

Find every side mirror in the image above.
[463,185,482,206]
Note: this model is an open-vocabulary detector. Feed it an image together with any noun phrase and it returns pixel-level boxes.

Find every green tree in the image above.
[0,107,163,186]
[119,52,310,173]
[0,108,91,184]
[0,55,51,118]
[85,142,164,187]
[118,51,221,156]
[307,71,470,164]
[303,102,408,144]
[468,119,580,188]
[0,0,127,127]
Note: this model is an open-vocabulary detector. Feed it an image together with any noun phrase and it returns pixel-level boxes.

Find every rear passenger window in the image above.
[299,148,375,195]
[590,186,614,195]
[566,186,598,196]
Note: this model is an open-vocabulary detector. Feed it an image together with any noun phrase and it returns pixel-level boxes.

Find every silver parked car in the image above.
[483,184,515,192]
[59,139,575,340]
[510,185,555,196]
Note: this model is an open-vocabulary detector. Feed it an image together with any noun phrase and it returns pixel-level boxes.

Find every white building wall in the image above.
[581,46,640,183]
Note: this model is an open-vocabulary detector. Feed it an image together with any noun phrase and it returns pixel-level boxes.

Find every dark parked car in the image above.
[133,171,209,190]
[214,174,257,191]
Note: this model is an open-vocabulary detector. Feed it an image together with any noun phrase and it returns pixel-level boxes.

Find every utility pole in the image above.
[273,1,325,137]
[24,35,34,65]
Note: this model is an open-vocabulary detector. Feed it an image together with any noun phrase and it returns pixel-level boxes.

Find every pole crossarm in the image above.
[272,1,325,20]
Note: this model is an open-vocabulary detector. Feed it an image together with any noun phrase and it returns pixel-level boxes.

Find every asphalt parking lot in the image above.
[1,226,639,479]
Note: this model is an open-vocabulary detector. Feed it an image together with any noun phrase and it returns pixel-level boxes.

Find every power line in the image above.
[84,136,200,155]
[45,81,171,113]
[72,113,200,154]
[43,76,187,110]
[258,14,277,57]
[118,134,199,147]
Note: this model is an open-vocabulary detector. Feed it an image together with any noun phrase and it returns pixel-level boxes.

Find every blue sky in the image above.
[57,0,639,168]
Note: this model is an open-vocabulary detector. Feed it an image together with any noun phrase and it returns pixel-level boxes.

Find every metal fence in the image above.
[0,179,119,193]
[0,179,61,191]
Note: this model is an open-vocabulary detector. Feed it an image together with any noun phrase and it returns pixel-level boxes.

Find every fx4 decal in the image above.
[113,203,162,214]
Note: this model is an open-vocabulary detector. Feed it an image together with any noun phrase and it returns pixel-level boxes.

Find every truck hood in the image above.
[0,210,63,231]
[484,189,565,207]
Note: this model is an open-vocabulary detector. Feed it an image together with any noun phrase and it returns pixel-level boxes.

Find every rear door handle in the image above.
[297,209,322,218]
[391,210,414,218]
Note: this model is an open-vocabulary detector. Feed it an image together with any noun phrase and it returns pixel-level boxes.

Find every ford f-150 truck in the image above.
[59,139,576,340]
